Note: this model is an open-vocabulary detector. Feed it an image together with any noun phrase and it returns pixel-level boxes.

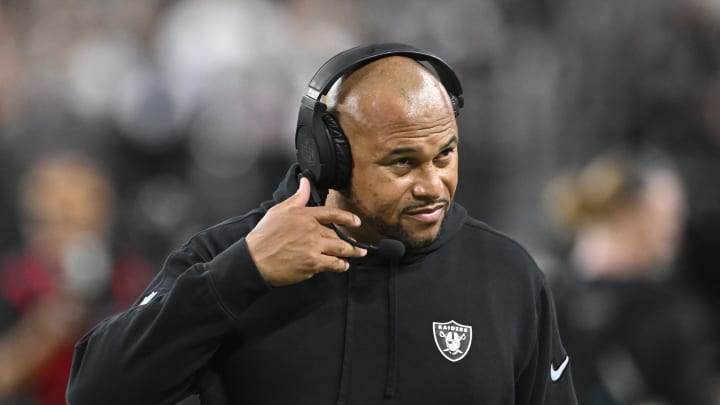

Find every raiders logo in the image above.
[433,320,473,362]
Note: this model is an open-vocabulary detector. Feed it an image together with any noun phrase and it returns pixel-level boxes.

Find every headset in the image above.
[295,43,464,192]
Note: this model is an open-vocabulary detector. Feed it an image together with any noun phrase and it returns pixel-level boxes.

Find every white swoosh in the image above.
[550,355,569,382]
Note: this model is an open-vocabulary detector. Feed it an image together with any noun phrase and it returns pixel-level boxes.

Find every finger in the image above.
[280,176,311,208]
[320,238,368,258]
[315,255,350,273]
[317,225,342,241]
[310,206,362,228]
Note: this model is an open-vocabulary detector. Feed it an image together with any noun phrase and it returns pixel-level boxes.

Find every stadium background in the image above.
[0,0,718,404]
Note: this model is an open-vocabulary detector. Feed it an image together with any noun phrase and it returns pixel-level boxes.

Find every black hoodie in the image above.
[67,165,577,405]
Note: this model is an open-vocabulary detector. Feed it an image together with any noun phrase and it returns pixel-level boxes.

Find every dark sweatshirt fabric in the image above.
[67,164,577,405]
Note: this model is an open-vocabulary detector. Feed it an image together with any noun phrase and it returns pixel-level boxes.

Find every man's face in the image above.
[339,104,459,249]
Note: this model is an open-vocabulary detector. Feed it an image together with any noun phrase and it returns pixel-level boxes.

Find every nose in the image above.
[411,166,444,201]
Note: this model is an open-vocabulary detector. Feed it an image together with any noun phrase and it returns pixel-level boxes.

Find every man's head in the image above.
[325,56,459,249]
[19,153,115,266]
[545,152,686,277]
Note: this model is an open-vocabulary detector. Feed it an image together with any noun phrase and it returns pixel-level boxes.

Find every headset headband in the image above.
[302,43,464,109]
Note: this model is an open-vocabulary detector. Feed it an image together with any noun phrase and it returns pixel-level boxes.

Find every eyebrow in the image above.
[385,135,458,157]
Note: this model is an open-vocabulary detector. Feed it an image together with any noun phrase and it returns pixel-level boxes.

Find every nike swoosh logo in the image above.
[550,355,569,382]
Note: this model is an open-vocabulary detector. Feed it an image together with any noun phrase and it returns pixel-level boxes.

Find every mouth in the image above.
[403,203,448,224]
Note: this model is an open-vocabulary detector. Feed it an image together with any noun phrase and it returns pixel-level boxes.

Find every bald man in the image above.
[68,46,577,405]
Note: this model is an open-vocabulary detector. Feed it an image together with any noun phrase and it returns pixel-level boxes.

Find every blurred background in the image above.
[0,0,718,404]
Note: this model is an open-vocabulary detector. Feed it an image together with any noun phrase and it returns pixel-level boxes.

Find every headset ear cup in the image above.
[451,95,460,117]
[322,112,352,189]
[296,126,321,182]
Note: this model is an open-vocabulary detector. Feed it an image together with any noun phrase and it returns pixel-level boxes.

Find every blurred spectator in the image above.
[544,150,715,405]
[0,152,154,405]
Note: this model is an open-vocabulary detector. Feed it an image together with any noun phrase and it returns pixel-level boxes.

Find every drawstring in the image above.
[384,260,399,398]
[336,259,401,404]
[336,270,354,405]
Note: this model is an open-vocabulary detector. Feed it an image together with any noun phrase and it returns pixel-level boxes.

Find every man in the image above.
[67,44,577,404]
[546,152,715,405]
[0,153,153,405]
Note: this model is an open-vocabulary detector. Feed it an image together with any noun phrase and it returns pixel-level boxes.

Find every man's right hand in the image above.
[245,177,367,286]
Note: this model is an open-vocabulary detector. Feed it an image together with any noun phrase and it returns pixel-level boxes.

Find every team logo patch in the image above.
[433,320,473,362]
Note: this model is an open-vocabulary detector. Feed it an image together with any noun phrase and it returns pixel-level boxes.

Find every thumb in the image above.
[283,176,311,207]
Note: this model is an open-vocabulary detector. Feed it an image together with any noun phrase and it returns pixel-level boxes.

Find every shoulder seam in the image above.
[462,219,544,278]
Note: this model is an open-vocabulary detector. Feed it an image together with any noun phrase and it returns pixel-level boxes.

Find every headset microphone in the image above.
[330,224,405,259]
[299,172,406,260]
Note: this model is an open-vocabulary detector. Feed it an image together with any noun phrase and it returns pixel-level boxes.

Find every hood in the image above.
[271,164,468,263]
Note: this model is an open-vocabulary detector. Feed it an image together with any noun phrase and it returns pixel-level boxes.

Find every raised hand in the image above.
[245,177,367,286]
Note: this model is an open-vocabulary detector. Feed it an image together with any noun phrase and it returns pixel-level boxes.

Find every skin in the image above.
[326,56,459,248]
[246,56,459,286]
[20,157,114,269]
[572,169,685,279]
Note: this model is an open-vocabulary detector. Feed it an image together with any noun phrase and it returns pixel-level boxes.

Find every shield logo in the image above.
[433,320,473,362]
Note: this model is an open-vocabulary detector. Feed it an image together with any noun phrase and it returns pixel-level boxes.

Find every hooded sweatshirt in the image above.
[67,164,577,405]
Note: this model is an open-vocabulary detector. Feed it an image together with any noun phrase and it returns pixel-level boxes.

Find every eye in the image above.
[436,147,455,160]
[392,157,411,167]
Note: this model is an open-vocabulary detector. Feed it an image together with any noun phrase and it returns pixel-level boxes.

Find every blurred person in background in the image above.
[544,150,715,405]
[0,152,153,405]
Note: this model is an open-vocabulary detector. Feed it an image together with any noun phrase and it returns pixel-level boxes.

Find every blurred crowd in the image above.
[0,0,719,404]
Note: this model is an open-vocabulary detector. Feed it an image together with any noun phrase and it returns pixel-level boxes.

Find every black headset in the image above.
[295,43,464,191]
